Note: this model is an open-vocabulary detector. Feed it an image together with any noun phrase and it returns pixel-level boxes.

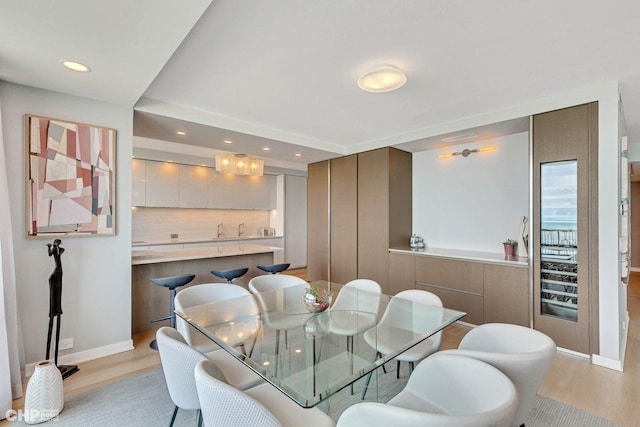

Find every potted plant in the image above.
[503,239,518,257]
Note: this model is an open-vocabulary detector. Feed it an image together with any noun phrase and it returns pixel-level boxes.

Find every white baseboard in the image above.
[592,354,624,371]
[25,339,134,377]
[592,311,630,372]
[556,347,590,359]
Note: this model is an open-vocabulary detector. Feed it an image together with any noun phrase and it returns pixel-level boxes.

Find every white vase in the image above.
[24,360,64,424]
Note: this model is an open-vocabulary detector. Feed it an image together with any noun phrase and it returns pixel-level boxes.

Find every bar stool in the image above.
[210,267,249,284]
[257,263,291,274]
[149,274,196,350]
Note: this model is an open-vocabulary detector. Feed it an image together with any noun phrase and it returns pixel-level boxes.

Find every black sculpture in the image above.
[45,239,78,379]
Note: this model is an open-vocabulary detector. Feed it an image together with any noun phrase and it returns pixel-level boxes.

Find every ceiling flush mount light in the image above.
[60,60,91,73]
[215,153,264,176]
[357,64,407,93]
[439,146,496,159]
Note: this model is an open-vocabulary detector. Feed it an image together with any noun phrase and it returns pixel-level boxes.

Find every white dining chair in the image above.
[195,360,336,427]
[440,323,556,427]
[156,327,262,427]
[247,274,309,375]
[361,289,443,398]
[328,279,382,394]
[247,273,307,294]
[174,283,255,353]
[336,353,518,427]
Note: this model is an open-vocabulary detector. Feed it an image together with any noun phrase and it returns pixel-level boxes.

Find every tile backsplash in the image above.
[132,207,271,242]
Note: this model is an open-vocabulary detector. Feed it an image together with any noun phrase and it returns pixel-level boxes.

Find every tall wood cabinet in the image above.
[307,161,330,281]
[330,155,358,284]
[306,147,412,291]
[532,102,599,354]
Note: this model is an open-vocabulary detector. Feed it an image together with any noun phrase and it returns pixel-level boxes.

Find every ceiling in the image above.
[2,0,640,167]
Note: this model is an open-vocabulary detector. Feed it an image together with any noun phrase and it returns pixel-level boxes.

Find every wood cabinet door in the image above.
[484,264,529,326]
[330,155,358,284]
[532,102,598,354]
[388,252,416,295]
[307,161,329,281]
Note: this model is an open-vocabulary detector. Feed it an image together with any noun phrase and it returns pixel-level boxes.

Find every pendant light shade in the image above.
[215,154,264,176]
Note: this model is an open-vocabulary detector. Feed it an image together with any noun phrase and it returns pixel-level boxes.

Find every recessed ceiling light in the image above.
[224,140,233,144]
[176,131,186,136]
[263,147,271,151]
[294,153,302,157]
[357,64,406,93]
[60,60,91,73]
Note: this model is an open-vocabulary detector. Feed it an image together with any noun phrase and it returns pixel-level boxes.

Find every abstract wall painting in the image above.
[26,115,116,237]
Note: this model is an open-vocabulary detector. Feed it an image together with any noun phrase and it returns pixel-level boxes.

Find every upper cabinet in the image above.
[208,170,236,209]
[135,159,276,210]
[146,161,180,207]
[132,158,146,207]
[180,165,209,208]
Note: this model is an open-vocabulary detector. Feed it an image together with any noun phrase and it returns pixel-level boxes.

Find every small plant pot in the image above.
[503,243,517,257]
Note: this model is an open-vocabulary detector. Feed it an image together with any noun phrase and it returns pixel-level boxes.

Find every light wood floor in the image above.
[5,269,640,426]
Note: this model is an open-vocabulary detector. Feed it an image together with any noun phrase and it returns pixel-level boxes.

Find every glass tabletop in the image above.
[175,281,466,408]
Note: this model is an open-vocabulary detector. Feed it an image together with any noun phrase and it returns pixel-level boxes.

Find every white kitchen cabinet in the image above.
[260,174,277,210]
[285,175,307,268]
[146,161,180,207]
[243,175,276,210]
[233,175,254,209]
[179,164,209,208]
[132,158,146,206]
[208,171,236,209]
[135,159,278,210]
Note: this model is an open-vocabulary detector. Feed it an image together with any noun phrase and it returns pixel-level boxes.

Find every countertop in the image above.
[132,243,282,265]
[132,235,283,247]
[389,246,529,267]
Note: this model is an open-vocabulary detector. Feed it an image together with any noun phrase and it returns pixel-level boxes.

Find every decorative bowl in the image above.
[303,287,332,313]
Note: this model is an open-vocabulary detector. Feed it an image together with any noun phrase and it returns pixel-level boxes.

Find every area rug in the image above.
[10,368,622,426]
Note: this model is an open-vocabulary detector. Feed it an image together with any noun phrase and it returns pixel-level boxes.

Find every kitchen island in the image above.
[132,243,281,334]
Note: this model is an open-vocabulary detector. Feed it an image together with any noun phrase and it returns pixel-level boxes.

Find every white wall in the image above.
[412,133,529,253]
[0,82,133,367]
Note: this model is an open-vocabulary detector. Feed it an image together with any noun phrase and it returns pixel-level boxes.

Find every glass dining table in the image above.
[175,281,466,408]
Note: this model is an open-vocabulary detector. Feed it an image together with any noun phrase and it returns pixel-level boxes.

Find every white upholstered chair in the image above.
[248,274,308,375]
[174,283,255,353]
[336,353,518,427]
[440,323,556,427]
[328,279,382,394]
[247,273,307,294]
[361,289,443,398]
[156,327,262,427]
[195,360,336,427]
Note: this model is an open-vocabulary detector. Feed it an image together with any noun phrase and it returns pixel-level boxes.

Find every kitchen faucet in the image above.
[238,222,245,237]
[217,223,223,238]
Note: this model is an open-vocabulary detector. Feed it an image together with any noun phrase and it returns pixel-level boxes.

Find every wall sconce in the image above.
[215,154,264,176]
[439,146,495,159]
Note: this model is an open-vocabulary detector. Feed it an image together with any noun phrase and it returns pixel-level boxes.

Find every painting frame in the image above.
[25,114,116,238]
